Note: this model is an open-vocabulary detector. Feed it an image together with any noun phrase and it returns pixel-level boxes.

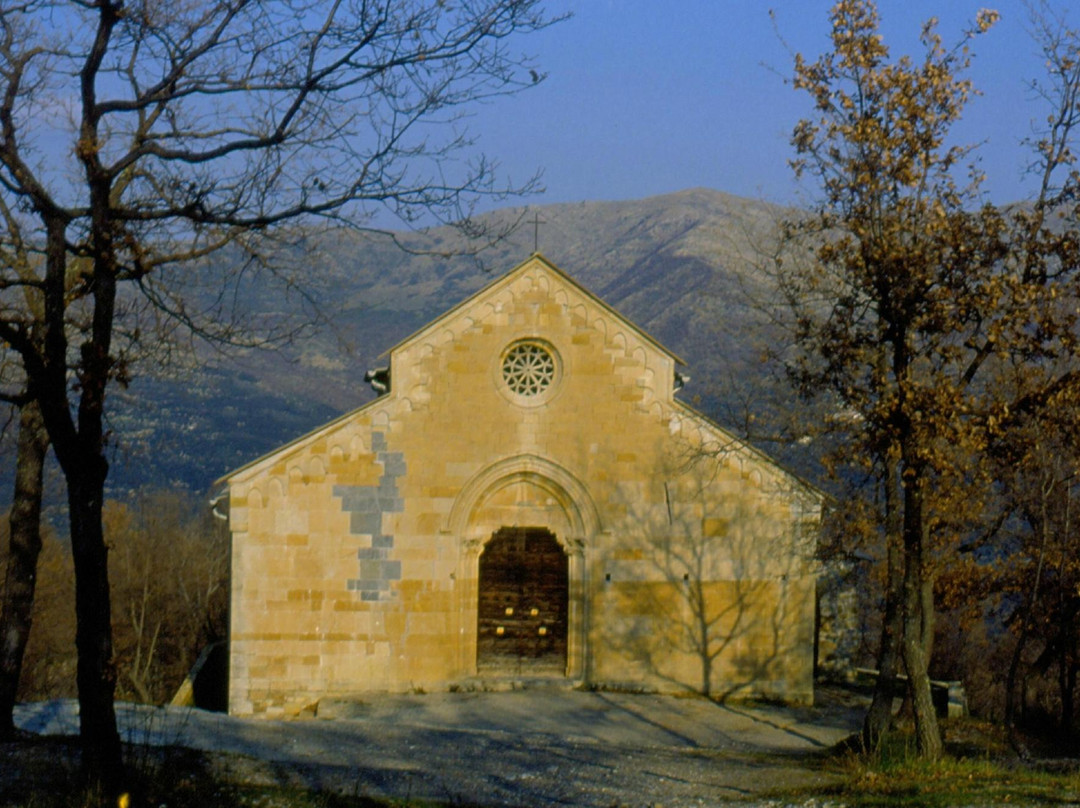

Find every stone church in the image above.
[221,255,823,717]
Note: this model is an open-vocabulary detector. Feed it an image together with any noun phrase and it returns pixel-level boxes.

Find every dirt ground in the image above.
[9,685,868,806]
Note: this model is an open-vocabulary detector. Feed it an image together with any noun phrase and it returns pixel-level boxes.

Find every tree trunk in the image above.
[900,472,942,760]
[863,454,904,750]
[1059,612,1077,735]
[919,571,934,667]
[0,401,49,738]
[34,212,125,792]
[1064,656,1077,736]
[1005,491,1052,756]
[68,457,122,791]
[1004,622,1030,747]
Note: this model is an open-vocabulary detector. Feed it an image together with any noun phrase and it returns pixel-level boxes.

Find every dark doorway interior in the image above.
[477,527,568,674]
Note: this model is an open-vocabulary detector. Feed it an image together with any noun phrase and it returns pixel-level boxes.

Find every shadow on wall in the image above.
[596,442,816,702]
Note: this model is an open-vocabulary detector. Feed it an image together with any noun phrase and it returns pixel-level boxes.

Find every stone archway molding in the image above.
[447,454,602,542]
[448,454,599,682]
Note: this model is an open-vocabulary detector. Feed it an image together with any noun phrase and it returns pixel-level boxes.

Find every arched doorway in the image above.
[477,527,568,674]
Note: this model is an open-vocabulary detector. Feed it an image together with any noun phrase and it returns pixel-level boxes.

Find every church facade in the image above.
[222,255,823,717]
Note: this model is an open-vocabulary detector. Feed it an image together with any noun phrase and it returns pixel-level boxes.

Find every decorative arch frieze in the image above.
[447,454,601,542]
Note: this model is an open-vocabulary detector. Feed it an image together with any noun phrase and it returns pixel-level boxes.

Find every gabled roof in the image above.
[379,253,687,366]
[225,255,800,491]
[215,393,383,487]
[669,398,825,504]
[219,254,689,487]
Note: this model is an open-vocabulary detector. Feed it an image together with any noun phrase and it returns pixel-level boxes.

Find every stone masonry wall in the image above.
[226,258,821,715]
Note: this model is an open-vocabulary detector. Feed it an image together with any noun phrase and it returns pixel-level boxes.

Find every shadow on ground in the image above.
[10,685,867,807]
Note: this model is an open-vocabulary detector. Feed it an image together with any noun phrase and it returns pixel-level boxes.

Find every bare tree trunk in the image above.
[125,574,163,704]
[68,461,122,790]
[1005,621,1032,752]
[1064,655,1077,737]
[1058,611,1077,736]
[863,454,903,750]
[0,401,48,738]
[900,470,942,760]
[1055,483,1075,736]
[35,213,124,791]
[919,571,934,666]
[1006,477,1052,756]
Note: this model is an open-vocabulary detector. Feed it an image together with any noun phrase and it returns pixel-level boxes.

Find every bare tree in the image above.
[0,0,558,791]
[0,399,49,737]
[0,512,75,703]
[106,493,228,706]
[0,200,55,739]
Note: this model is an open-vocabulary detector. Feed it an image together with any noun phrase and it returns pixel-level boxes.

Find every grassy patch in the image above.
[830,754,1080,806]
[774,723,1080,807]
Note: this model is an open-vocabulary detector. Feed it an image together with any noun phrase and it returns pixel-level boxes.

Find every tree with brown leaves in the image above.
[776,0,1080,759]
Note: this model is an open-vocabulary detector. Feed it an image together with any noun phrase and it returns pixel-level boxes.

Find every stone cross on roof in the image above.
[528,211,545,253]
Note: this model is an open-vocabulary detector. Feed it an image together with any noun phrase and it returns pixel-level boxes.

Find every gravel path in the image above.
[14,688,866,806]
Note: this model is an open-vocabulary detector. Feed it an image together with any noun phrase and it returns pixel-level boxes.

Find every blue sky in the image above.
[466,1,1065,210]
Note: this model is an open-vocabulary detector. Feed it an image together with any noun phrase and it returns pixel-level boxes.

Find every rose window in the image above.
[501,341,556,397]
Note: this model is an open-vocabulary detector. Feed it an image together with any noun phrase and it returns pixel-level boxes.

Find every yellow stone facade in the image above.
[224,256,822,716]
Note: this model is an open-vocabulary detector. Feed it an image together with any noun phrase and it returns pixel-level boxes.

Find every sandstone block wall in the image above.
[226,257,822,716]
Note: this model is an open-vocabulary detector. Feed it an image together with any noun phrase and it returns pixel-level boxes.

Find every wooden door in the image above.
[477,527,568,674]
